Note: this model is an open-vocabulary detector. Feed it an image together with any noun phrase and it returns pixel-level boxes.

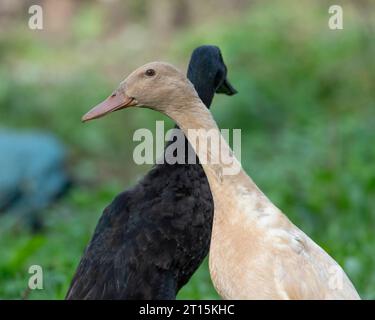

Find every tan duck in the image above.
[82,62,360,300]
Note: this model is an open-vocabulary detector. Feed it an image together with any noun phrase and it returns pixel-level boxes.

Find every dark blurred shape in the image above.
[0,129,71,231]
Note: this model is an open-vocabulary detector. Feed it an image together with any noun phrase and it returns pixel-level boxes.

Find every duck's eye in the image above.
[145,69,156,77]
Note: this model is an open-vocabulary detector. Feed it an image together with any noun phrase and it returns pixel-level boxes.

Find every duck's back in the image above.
[66,142,213,299]
[207,180,360,300]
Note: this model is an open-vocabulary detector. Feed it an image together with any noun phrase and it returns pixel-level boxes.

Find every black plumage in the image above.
[66,45,237,300]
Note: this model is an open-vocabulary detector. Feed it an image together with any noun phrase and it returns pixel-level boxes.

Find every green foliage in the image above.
[0,1,374,299]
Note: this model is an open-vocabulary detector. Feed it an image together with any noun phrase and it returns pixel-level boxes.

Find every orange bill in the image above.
[82,91,137,122]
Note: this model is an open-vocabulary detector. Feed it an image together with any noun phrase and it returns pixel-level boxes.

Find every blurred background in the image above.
[0,0,374,299]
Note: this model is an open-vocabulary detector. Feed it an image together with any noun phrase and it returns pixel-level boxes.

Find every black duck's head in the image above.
[187,45,237,108]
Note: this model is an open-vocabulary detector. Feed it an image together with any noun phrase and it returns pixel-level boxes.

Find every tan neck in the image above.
[164,99,247,194]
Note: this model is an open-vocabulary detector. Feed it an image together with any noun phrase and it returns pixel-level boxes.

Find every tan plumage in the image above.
[176,110,360,300]
[82,62,360,300]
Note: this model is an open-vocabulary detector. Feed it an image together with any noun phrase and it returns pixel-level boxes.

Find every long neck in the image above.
[187,59,215,107]
[165,73,214,161]
[164,99,246,194]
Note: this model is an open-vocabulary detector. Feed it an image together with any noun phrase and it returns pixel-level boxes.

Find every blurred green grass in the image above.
[0,1,374,299]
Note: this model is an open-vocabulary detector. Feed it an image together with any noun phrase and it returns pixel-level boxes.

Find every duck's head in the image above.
[82,62,202,122]
[187,45,237,107]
